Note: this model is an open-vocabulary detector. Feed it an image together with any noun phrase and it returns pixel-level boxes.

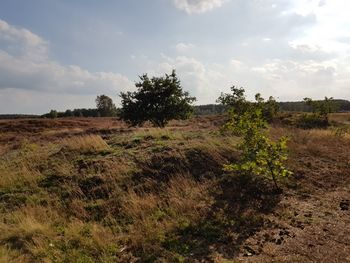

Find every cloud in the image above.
[175,42,195,52]
[0,88,95,114]
[0,19,48,61]
[141,49,350,104]
[172,0,229,14]
[2,0,350,113]
[0,19,134,113]
[0,52,133,95]
[251,59,337,99]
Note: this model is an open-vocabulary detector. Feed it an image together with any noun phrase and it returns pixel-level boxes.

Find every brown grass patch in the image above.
[62,134,110,153]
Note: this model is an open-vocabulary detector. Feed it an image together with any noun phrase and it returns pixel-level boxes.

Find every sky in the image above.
[0,0,350,114]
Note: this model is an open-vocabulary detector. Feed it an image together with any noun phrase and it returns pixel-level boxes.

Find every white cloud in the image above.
[0,88,95,114]
[173,0,229,14]
[2,0,350,113]
[290,0,350,54]
[0,19,134,113]
[175,42,195,52]
[142,49,350,103]
[0,19,48,61]
[251,59,337,99]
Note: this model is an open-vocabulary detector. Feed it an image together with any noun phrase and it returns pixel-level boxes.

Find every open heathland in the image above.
[0,114,350,262]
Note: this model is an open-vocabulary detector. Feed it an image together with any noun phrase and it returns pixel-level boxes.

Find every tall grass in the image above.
[62,134,110,153]
[0,142,56,189]
[0,163,40,189]
[121,175,213,259]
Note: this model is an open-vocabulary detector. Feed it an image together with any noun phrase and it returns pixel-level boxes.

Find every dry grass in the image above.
[121,175,213,258]
[0,163,40,189]
[62,134,110,153]
[131,128,185,140]
[40,127,84,136]
[0,206,57,262]
[329,112,350,123]
[0,142,57,189]
[1,115,350,262]
[0,205,118,262]
[166,175,213,216]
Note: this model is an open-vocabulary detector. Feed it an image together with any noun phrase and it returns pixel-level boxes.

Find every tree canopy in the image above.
[95,95,117,117]
[119,70,196,127]
[217,86,279,122]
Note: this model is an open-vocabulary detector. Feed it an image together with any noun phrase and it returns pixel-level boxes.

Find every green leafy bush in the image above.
[217,86,279,122]
[300,97,338,128]
[221,88,291,189]
[119,70,196,127]
[295,113,329,129]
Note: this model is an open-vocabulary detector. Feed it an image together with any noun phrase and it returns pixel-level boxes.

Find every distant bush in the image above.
[303,97,338,123]
[48,110,58,119]
[95,94,117,117]
[295,113,329,129]
[285,97,338,129]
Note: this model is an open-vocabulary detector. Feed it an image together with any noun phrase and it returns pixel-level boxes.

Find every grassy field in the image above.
[0,114,350,262]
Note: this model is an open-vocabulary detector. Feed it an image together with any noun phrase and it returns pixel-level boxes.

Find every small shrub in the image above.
[217,86,279,122]
[221,88,292,190]
[295,113,329,129]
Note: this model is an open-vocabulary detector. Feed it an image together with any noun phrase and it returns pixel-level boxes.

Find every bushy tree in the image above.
[48,110,58,119]
[96,95,117,117]
[119,70,196,127]
[63,109,74,117]
[221,87,291,190]
[256,94,279,122]
[217,86,250,116]
[303,97,337,123]
[218,86,279,122]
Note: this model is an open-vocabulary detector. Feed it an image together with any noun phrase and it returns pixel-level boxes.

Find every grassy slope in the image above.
[0,115,349,262]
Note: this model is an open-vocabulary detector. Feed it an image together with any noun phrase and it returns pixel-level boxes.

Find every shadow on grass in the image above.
[164,173,282,261]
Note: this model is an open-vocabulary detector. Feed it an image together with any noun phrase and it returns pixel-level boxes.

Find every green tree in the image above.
[48,110,58,119]
[95,95,117,117]
[218,86,279,122]
[217,86,249,116]
[303,97,337,123]
[257,94,279,122]
[119,70,196,127]
[221,87,291,190]
[63,109,74,117]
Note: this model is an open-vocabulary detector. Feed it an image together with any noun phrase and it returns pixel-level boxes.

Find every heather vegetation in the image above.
[0,109,350,262]
[1,72,350,262]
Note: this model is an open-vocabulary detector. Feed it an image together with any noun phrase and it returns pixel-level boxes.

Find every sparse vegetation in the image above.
[293,97,339,129]
[0,106,350,262]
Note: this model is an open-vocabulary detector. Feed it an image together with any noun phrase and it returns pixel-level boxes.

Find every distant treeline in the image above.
[41,108,104,118]
[194,104,227,115]
[0,114,40,119]
[277,99,350,112]
[1,99,350,120]
[194,99,350,115]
